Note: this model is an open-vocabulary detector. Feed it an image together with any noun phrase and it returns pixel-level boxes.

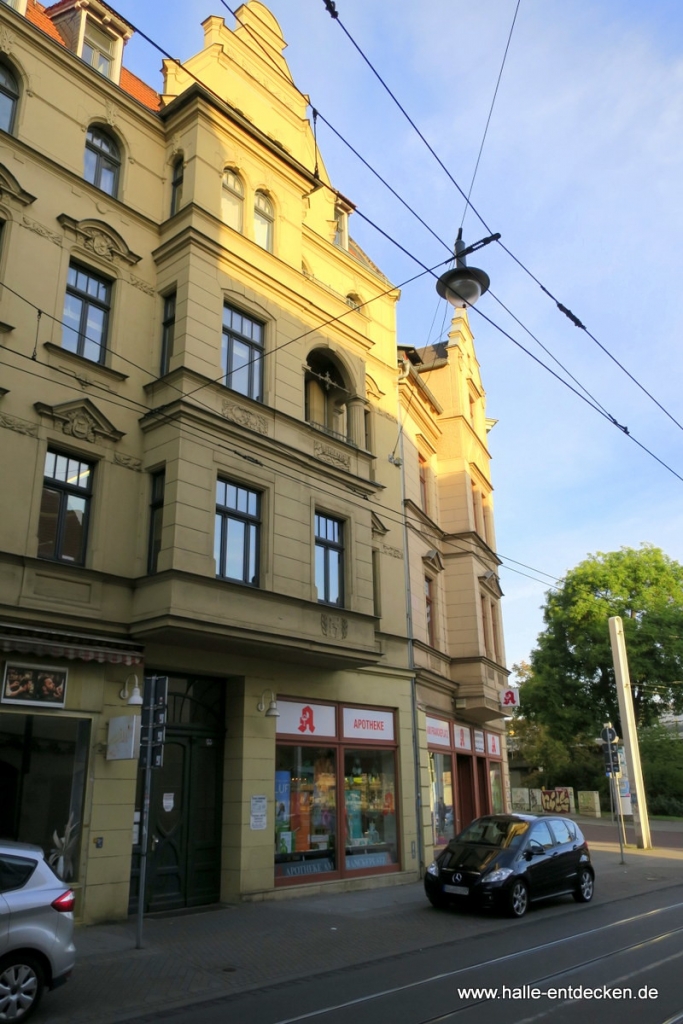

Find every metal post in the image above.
[135,677,154,950]
[608,616,652,849]
[611,773,626,864]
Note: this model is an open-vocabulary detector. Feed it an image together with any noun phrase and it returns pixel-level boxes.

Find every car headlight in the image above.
[485,867,514,885]
[427,860,440,877]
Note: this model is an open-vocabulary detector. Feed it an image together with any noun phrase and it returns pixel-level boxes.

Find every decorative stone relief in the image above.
[221,401,268,435]
[321,614,348,640]
[113,452,142,472]
[0,412,38,437]
[129,274,156,297]
[22,216,62,247]
[104,101,118,127]
[57,215,141,266]
[34,399,124,443]
[313,440,349,469]
[0,27,14,55]
[381,544,404,560]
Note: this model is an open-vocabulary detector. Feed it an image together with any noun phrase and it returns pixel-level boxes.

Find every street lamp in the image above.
[435,228,499,308]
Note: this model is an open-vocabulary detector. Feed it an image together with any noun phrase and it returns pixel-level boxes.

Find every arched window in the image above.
[0,62,19,135]
[254,190,274,252]
[305,350,349,442]
[170,157,184,217]
[222,169,243,232]
[84,126,120,197]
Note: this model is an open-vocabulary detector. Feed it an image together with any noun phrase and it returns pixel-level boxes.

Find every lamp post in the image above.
[435,228,499,308]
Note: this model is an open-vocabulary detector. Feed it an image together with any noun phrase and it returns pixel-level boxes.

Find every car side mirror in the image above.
[524,842,545,860]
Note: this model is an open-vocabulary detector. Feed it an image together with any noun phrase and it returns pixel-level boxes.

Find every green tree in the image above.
[522,546,683,743]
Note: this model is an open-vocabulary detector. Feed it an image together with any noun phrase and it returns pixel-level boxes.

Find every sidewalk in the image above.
[43,840,683,1024]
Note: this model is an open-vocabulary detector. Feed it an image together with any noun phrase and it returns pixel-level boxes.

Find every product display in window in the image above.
[429,750,455,847]
[343,749,398,870]
[275,747,337,878]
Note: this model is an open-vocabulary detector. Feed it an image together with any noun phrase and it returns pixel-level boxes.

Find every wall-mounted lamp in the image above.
[257,689,280,718]
[119,673,143,706]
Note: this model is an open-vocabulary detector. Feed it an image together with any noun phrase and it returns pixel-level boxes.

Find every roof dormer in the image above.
[45,0,133,85]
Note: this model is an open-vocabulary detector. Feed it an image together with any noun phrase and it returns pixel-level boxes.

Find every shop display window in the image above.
[429,750,455,848]
[344,749,398,871]
[275,746,337,878]
[0,712,90,881]
[490,762,504,814]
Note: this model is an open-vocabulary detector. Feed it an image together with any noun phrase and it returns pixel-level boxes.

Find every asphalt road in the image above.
[581,820,683,851]
[121,884,683,1024]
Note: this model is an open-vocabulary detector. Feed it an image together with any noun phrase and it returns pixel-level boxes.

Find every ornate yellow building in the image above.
[0,0,508,922]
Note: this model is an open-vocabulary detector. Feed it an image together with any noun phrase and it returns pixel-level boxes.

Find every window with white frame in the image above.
[254,191,274,252]
[222,169,244,232]
[82,19,116,79]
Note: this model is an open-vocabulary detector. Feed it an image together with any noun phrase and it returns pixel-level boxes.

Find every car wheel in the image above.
[508,879,529,918]
[573,868,594,903]
[0,953,45,1022]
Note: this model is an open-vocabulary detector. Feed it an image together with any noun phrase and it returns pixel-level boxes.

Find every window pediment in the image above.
[422,549,445,574]
[0,164,35,207]
[34,399,124,443]
[57,215,141,265]
[371,512,388,537]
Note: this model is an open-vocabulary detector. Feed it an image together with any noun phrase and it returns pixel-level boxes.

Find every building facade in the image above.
[397,311,510,867]
[0,0,509,923]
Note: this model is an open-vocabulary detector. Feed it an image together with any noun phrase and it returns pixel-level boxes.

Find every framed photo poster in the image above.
[2,663,68,708]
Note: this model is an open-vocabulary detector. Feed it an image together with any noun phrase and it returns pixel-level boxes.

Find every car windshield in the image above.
[457,818,530,848]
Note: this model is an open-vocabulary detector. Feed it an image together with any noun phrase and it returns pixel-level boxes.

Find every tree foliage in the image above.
[520,546,683,743]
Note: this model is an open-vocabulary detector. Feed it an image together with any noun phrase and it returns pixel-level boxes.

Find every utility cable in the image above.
[320,1,683,437]
[461,0,522,230]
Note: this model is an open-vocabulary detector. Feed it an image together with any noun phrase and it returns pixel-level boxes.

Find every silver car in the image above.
[0,841,76,1022]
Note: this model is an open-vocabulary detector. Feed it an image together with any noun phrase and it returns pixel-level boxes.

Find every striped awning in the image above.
[0,622,144,666]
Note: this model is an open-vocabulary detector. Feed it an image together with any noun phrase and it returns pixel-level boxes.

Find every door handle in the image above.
[151,835,160,850]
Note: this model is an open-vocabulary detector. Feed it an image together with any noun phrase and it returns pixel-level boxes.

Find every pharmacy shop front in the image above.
[426,716,504,850]
[274,700,400,885]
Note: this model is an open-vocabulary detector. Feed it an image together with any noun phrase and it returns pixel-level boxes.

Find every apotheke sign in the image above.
[342,707,394,742]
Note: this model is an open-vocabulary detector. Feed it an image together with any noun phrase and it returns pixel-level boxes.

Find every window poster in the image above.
[275,769,291,851]
[2,663,67,708]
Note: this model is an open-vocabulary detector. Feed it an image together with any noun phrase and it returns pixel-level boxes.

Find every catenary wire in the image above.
[319,1,683,436]
[87,4,683,479]
[128,2,636,438]
[460,0,522,230]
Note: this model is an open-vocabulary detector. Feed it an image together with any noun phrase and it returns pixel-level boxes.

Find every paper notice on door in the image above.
[163,792,174,812]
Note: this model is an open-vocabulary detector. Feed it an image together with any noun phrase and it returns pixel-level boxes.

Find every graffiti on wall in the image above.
[540,788,570,814]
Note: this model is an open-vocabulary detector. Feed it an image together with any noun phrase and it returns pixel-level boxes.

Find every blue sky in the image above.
[115,1,683,672]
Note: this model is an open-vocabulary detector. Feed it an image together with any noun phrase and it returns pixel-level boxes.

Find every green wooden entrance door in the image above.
[129,676,224,914]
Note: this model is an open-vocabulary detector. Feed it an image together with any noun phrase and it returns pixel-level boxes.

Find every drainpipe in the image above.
[397,421,425,878]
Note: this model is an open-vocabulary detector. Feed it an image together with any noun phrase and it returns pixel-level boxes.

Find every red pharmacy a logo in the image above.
[298,705,315,733]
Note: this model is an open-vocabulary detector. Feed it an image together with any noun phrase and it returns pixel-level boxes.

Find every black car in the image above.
[424,814,594,918]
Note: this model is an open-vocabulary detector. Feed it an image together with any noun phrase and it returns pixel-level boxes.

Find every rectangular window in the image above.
[344,748,398,871]
[315,513,343,606]
[418,455,428,512]
[429,750,455,848]
[147,469,165,574]
[62,263,111,364]
[425,577,435,646]
[82,19,115,78]
[214,479,260,585]
[159,292,176,376]
[221,303,263,401]
[38,450,93,564]
[275,746,337,878]
[372,549,381,618]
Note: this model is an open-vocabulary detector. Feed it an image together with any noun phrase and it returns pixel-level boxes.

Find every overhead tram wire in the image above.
[319,0,683,437]
[1,286,566,593]
[460,0,522,230]
[118,6,641,447]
